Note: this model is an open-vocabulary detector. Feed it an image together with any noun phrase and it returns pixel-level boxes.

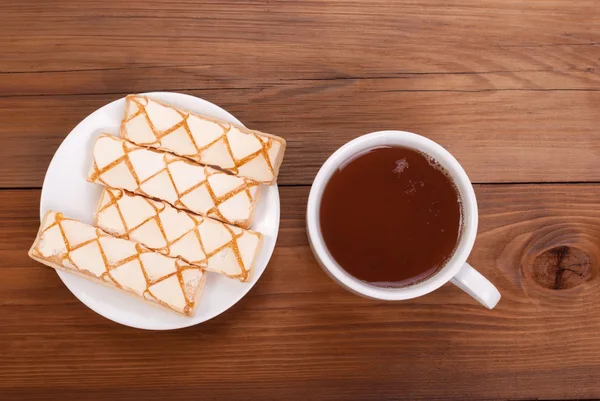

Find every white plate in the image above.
[40,92,280,330]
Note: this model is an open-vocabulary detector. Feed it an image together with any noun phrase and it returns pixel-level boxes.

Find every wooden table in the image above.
[2,1,600,400]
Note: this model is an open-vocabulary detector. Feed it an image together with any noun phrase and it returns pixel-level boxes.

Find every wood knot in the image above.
[531,246,593,290]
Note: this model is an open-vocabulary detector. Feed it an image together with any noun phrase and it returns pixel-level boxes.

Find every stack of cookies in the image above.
[29,95,286,317]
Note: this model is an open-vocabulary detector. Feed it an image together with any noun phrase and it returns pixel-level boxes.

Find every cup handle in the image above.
[450,263,501,309]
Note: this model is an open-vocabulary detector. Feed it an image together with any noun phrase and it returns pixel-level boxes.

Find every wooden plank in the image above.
[2,185,600,400]
[2,67,600,98]
[1,0,599,75]
[0,86,598,187]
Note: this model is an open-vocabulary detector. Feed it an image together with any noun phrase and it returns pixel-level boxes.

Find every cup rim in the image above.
[306,130,478,300]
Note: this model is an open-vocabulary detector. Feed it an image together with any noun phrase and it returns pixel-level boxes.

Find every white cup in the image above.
[306,130,501,309]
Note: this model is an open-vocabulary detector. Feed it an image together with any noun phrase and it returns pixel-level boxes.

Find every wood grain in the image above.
[2,64,600,98]
[2,186,600,400]
[1,87,600,187]
[2,0,600,75]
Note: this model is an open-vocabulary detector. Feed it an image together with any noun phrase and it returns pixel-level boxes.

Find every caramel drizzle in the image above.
[88,135,260,227]
[97,188,256,281]
[122,95,280,181]
[33,212,204,315]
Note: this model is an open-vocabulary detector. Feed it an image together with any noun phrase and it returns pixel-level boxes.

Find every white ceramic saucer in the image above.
[39,92,280,330]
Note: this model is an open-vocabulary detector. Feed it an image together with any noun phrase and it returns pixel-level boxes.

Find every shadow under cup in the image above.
[306,131,479,301]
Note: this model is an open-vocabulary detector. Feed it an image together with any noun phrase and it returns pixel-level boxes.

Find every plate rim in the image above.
[39,91,280,330]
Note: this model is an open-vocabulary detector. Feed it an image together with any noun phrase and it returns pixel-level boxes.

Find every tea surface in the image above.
[319,146,462,287]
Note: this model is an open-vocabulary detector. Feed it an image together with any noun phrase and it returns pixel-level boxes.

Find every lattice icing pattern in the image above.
[121,95,286,184]
[87,134,260,229]
[28,211,206,316]
[96,188,263,282]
